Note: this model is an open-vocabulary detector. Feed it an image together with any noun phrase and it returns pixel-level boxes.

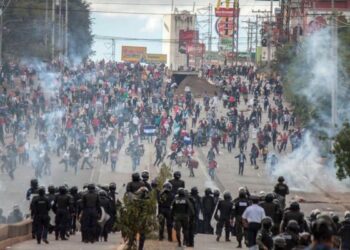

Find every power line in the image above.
[88,2,272,7]
[3,6,338,17]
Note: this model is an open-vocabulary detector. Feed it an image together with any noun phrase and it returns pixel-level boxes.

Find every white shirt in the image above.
[242,204,266,223]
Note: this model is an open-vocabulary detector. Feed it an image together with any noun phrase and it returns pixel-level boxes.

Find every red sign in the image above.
[186,43,205,56]
[216,17,236,38]
[215,7,239,17]
[179,30,199,54]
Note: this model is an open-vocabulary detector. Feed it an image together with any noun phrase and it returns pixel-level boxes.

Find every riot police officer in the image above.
[202,188,215,234]
[126,173,145,193]
[53,186,71,241]
[141,170,152,191]
[69,186,79,235]
[26,178,39,201]
[171,188,194,247]
[214,191,234,242]
[280,202,304,233]
[233,187,251,248]
[260,193,282,235]
[190,187,202,233]
[31,186,50,244]
[169,171,185,196]
[158,182,174,241]
[81,183,100,243]
[278,220,300,249]
[274,176,289,209]
[99,190,113,242]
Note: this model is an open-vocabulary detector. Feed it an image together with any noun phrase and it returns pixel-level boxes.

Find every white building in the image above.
[162,10,196,71]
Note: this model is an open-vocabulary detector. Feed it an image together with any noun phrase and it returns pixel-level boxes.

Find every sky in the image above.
[88,0,276,60]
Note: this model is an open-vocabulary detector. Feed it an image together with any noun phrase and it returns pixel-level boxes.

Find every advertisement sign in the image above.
[215,7,240,17]
[146,54,167,64]
[220,37,234,50]
[121,46,147,62]
[179,30,199,54]
[216,17,236,38]
[186,43,205,56]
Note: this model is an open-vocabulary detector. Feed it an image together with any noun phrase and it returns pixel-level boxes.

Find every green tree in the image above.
[333,122,350,180]
[118,164,172,250]
[2,0,92,61]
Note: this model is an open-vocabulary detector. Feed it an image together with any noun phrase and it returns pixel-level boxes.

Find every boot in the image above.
[167,228,173,242]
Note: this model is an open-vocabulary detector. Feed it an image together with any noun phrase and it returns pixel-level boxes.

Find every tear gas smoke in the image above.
[266,28,350,191]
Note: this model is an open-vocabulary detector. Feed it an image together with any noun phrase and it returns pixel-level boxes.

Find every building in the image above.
[288,0,350,41]
[162,10,196,70]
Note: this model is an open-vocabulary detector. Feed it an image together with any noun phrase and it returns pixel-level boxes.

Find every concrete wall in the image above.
[0,220,32,250]
[162,12,196,71]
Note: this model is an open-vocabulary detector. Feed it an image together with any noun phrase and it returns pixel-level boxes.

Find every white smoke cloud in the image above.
[266,28,350,191]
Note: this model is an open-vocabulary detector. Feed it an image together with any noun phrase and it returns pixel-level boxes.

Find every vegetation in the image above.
[2,0,93,61]
[118,164,172,250]
[333,122,350,180]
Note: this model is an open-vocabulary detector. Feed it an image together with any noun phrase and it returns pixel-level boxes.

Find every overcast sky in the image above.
[87,0,275,60]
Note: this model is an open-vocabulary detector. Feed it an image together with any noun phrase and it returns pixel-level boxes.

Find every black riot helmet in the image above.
[290,201,300,211]
[132,172,141,182]
[141,171,150,181]
[213,189,220,197]
[99,190,108,197]
[38,186,46,196]
[30,179,38,189]
[205,188,213,196]
[223,191,232,201]
[87,183,95,191]
[70,186,78,195]
[287,220,300,233]
[265,193,274,203]
[190,187,198,196]
[163,182,172,192]
[59,185,67,195]
[48,185,56,194]
[278,176,285,183]
[173,171,181,180]
[261,216,273,230]
[109,182,116,192]
[177,188,185,197]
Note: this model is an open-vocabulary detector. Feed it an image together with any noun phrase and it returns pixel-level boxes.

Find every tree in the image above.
[118,164,172,250]
[333,122,350,180]
[2,0,92,61]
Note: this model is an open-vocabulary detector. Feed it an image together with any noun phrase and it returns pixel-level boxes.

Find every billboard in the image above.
[121,46,147,62]
[146,54,167,64]
[186,43,205,56]
[179,30,199,54]
[215,7,240,17]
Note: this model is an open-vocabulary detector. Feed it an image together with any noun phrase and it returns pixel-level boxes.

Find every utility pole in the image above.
[65,0,68,59]
[112,39,116,61]
[256,15,259,59]
[45,0,48,49]
[267,0,273,70]
[331,0,338,128]
[58,0,62,59]
[51,0,55,60]
[0,0,4,66]
[208,3,212,52]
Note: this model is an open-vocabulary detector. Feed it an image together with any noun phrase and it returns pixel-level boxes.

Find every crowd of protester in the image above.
[0,60,348,249]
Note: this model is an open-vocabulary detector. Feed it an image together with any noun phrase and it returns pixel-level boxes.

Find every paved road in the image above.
[5,77,350,250]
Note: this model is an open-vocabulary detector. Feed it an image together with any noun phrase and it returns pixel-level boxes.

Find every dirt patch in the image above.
[174,76,218,98]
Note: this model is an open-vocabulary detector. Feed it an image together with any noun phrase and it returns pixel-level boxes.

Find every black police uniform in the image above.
[215,199,234,241]
[53,190,71,240]
[171,194,194,247]
[81,190,100,243]
[158,189,174,241]
[202,193,215,234]
[169,179,185,196]
[31,194,51,244]
[234,196,251,246]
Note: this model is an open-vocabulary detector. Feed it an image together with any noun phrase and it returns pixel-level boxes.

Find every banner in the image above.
[146,54,167,64]
[179,30,199,54]
[215,7,240,17]
[186,43,205,56]
[121,46,147,63]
